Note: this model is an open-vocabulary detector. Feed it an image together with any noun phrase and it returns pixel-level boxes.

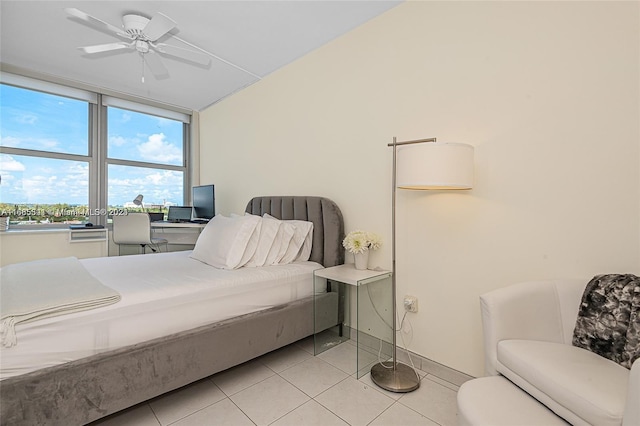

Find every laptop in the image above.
[166,206,193,223]
[148,212,165,222]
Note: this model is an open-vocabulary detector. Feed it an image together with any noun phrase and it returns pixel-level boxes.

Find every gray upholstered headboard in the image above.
[245,196,345,268]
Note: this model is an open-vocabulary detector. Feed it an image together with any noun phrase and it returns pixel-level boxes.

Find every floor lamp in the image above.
[370,137,474,393]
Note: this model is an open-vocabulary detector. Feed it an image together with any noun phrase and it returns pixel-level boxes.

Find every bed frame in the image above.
[0,196,345,425]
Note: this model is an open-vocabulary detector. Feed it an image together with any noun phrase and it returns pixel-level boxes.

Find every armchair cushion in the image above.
[457,376,568,426]
[498,340,629,426]
[572,274,640,369]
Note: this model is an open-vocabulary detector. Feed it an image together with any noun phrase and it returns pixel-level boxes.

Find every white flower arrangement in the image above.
[342,230,382,254]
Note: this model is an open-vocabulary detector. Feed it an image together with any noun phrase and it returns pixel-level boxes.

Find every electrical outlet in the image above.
[404,295,418,313]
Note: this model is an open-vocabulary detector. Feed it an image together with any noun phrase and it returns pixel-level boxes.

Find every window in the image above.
[108,107,183,166]
[1,85,89,155]
[0,74,191,227]
[0,154,89,205]
[106,106,186,211]
[0,83,92,225]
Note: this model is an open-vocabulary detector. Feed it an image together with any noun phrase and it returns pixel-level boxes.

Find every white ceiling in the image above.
[0,1,400,112]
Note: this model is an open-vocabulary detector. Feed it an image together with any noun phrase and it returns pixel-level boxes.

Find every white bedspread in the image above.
[0,257,121,348]
[1,251,323,379]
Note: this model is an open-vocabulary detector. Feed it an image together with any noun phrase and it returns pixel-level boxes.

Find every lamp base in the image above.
[370,361,420,393]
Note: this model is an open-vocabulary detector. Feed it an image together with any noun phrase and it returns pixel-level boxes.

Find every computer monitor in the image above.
[192,184,215,220]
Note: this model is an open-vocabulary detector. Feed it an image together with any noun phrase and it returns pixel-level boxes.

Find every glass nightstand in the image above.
[313,264,392,378]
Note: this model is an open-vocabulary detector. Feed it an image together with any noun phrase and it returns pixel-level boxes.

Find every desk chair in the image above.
[112,213,168,255]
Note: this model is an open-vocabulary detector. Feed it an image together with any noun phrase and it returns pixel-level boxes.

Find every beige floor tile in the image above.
[355,347,382,377]
[317,341,358,374]
[171,398,254,426]
[315,376,394,426]
[425,373,460,391]
[294,336,315,354]
[91,403,160,426]
[369,403,440,426]
[259,343,313,373]
[230,374,310,426]
[271,400,349,426]
[211,359,275,396]
[149,379,226,425]
[280,356,349,397]
[398,377,458,426]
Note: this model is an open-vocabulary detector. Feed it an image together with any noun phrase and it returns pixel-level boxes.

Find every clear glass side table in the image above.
[313,264,393,378]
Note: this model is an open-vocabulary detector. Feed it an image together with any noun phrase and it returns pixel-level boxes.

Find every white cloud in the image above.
[1,136,23,148]
[0,155,26,172]
[109,169,178,188]
[109,135,128,147]
[107,168,182,206]
[20,162,88,204]
[108,177,134,187]
[36,138,59,150]
[0,135,59,150]
[15,113,37,125]
[147,170,179,185]
[137,133,182,164]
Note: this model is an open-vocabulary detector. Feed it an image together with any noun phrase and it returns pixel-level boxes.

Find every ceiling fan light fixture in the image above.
[122,14,150,37]
[135,40,150,54]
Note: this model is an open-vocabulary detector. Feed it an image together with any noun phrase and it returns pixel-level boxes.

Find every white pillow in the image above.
[237,217,261,268]
[278,218,314,264]
[229,213,263,268]
[190,214,261,269]
[263,214,294,265]
[290,220,314,262]
[244,214,280,267]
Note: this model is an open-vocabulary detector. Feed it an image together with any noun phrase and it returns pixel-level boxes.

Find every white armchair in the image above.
[458,279,639,426]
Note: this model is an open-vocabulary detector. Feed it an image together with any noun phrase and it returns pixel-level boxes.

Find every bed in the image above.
[0,196,345,425]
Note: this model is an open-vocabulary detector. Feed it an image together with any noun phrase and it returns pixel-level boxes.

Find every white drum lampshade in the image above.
[396,142,474,190]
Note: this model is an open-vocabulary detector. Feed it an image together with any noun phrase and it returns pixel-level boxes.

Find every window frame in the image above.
[0,72,192,229]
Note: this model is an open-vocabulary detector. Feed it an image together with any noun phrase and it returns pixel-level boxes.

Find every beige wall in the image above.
[0,229,108,266]
[199,1,640,377]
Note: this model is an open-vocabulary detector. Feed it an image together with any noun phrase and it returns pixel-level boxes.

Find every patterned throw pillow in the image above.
[572,274,640,369]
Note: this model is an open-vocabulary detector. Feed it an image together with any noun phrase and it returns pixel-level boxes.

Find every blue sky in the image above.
[0,84,184,207]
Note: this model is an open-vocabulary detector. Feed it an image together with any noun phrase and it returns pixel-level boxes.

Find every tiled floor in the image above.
[92,338,464,426]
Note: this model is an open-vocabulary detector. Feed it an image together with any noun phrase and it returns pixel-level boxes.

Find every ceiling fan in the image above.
[65,8,212,82]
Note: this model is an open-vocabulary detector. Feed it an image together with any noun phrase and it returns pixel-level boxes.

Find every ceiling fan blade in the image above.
[143,51,169,77]
[153,43,211,66]
[65,8,130,40]
[79,42,133,54]
[143,12,176,41]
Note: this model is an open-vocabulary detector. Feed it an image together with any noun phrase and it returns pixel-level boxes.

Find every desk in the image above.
[150,222,206,247]
[313,265,392,378]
